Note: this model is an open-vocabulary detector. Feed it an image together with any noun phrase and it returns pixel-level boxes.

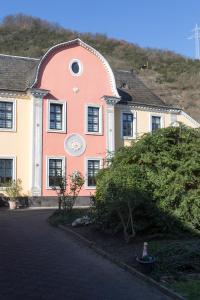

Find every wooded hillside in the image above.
[1,14,200,121]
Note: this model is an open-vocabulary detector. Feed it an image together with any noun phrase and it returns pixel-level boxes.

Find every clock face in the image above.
[64,134,86,156]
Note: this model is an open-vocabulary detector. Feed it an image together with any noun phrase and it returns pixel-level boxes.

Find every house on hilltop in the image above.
[0,39,199,206]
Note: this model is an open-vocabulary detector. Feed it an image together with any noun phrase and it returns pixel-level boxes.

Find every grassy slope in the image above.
[1,14,200,121]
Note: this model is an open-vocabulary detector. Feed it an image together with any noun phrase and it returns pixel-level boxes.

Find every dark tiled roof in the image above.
[114,70,168,107]
[0,55,39,91]
[0,54,170,108]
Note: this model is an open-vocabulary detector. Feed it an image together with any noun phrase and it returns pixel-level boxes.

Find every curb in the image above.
[58,225,186,300]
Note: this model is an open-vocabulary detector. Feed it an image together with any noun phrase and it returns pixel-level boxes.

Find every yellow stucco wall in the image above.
[115,106,199,150]
[0,95,31,195]
[177,113,198,128]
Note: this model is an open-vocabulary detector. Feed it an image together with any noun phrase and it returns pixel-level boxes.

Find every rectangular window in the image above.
[87,160,100,187]
[88,107,99,132]
[123,113,133,137]
[0,102,13,129]
[50,103,63,130]
[0,159,13,186]
[48,159,63,187]
[152,116,161,132]
[171,113,177,124]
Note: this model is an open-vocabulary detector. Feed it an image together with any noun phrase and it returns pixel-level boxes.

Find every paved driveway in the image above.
[0,209,172,300]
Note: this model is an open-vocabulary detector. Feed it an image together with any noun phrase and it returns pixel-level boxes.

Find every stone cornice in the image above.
[102,95,121,105]
[28,88,49,98]
[0,90,28,98]
[117,102,181,113]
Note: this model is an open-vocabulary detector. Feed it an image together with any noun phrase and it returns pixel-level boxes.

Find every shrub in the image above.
[5,179,23,201]
[94,125,200,238]
[52,171,84,212]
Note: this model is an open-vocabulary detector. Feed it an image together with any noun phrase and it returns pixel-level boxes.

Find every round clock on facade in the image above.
[64,133,86,156]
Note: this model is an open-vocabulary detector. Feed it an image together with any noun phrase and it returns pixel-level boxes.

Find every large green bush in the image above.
[94,125,200,239]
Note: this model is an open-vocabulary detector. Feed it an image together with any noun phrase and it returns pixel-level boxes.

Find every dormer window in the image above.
[121,82,129,89]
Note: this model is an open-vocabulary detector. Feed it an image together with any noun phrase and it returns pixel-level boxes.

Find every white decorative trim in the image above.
[181,111,200,128]
[64,133,86,157]
[84,104,103,135]
[69,58,83,77]
[106,105,115,154]
[47,99,67,133]
[117,103,181,114]
[46,156,66,189]
[0,155,16,189]
[84,157,103,189]
[120,109,137,139]
[0,98,16,132]
[31,38,119,97]
[0,91,28,97]
[149,113,164,132]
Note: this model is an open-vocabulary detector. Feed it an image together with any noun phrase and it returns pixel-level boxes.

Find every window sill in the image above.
[122,136,136,140]
[47,129,66,134]
[85,132,103,136]
[0,187,7,190]
[85,186,96,190]
[0,128,16,132]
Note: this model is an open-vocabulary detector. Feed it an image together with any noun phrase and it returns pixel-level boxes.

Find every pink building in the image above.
[32,39,120,205]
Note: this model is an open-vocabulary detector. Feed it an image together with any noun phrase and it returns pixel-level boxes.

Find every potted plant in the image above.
[136,242,156,274]
[5,179,23,210]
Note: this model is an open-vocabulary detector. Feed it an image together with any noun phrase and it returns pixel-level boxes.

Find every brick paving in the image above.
[0,209,172,300]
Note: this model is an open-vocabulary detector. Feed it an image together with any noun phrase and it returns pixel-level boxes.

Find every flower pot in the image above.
[8,201,17,210]
[136,256,156,274]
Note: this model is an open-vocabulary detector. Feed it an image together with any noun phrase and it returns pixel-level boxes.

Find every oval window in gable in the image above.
[69,59,83,76]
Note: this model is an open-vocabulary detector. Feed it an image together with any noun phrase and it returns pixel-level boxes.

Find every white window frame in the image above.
[46,156,66,189]
[47,100,66,133]
[69,58,83,77]
[149,113,163,133]
[120,110,136,139]
[85,157,103,189]
[85,104,103,135]
[0,155,16,190]
[0,99,16,132]
[170,113,178,126]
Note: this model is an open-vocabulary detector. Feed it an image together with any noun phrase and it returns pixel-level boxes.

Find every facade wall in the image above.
[114,106,199,150]
[177,112,198,128]
[36,44,114,196]
[0,95,32,195]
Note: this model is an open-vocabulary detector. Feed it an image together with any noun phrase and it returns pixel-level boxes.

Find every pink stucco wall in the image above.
[36,44,113,196]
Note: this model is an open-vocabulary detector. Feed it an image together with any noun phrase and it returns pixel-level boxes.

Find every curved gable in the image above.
[32,38,119,97]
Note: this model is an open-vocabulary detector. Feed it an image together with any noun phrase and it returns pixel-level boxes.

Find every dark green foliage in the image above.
[150,240,200,278]
[171,279,200,300]
[95,125,200,236]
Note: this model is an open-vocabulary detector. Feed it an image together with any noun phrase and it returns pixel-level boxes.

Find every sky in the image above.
[0,0,200,59]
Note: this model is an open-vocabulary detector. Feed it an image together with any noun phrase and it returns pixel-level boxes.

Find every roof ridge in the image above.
[0,53,40,61]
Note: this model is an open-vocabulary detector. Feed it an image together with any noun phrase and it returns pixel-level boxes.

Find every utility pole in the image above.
[188,24,200,60]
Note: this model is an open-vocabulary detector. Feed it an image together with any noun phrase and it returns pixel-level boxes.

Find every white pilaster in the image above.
[103,96,120,156]
[106,105,115,153]
[29,89,48,196]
